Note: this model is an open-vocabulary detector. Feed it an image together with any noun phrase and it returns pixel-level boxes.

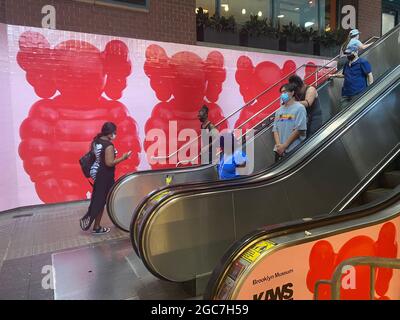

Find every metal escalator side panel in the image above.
[210,203,400,300]
[138,71,400,283]
[110,26,400,233]
[109,25,400,233]
[139,191,237,281]
[130,121,286,255]
[205,151,400,300]
[107,163,218,231]
[128,125,275,256]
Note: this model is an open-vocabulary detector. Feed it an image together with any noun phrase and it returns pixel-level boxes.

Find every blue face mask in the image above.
[281,92,290,105]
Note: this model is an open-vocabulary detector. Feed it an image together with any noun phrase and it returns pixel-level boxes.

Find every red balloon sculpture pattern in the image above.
[235,57,331,130]
[143,44,228,169]
[17,31,141,203]
[307,222,398,300]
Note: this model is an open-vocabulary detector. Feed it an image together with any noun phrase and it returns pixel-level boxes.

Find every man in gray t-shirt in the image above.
[272,83,307,162]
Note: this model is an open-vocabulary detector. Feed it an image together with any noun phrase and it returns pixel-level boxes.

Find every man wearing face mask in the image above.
[272,83,307,162]
[198,105,219,164]
[330,47,374,107]
[337,29,372,70]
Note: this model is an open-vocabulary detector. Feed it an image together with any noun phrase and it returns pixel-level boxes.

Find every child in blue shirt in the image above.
[218,133,247,180]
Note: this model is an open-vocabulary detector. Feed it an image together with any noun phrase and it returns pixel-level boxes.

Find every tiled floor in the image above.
[0,252,53,300]
[52,239,193,300]
[0,202,128,262]
[0,203,198,300]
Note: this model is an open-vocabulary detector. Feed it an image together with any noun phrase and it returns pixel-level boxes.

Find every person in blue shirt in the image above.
[337,29,373,70]
[217,132,247,180]
[344,29,372,53]
[330,47,374,107]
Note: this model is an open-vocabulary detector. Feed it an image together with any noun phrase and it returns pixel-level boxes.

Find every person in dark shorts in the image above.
[198,105,219,164]
[80,122,131,235]
[289,75,323,138]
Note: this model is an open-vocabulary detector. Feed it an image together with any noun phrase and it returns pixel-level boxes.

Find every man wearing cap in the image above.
[330,47,374,107]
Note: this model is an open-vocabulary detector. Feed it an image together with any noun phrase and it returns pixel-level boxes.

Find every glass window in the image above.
[382,0,400,34]
[196,0,216,16]
[196,0,336,32]
[97,0,148,8]
[218,0,273,25]
[274,0,319,30]
[383,12,396,34]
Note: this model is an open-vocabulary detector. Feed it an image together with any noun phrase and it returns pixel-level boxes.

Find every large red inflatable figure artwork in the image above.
[235,57,330,130]
[143,44,228,169]
[17,31,141,203]
[307,222,398,300]
[235,56,297,130]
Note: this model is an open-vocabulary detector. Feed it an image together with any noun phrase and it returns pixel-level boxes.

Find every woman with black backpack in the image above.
[80,122,131,235]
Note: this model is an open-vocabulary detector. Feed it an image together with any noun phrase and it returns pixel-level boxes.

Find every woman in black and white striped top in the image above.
[80,122,131,235]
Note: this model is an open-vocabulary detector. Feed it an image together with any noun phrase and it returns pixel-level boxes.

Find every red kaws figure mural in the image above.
[235,57,331,131]
[17,31,141,203]
[143,44,228,169]
[307,222,398,300]
[235,56,297,130]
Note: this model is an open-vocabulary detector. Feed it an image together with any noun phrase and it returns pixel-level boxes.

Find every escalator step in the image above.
[381,171,400,189]
[362,188,392,204]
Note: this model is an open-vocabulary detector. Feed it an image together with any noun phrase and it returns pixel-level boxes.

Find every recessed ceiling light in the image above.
[258,11,263,17]
[295,7,300,11]
[242,8,246,14]
[278,14,285,18]
[221,4,229,12]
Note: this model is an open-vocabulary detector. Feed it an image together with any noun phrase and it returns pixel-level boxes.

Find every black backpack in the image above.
[79,143,95,178]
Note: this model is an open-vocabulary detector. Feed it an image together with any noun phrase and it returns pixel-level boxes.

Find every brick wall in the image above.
[0,0,196,45]
[0,0,384,49]
[0,0,5,22]
[358,0,382,40]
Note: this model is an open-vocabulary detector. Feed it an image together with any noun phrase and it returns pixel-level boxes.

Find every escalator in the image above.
[106,60,336,232]
[204,148,400,300]
[130,25,400,285]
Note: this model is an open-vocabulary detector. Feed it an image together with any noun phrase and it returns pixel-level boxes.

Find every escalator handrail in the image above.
[151,62,325,161]
[152,34,381,162]
[144,67,400,206]
[175,35,381,167]
[204,168,400,299]
[131,52,400,245]
[135,66,400,267]
[176,64,338,167]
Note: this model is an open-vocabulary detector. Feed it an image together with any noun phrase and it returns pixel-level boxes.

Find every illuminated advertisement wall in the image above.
[0,23,326,211]
[216,216,400,300]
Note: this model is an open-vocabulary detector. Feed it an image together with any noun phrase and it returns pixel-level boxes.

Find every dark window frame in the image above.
[90,0,150,12]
